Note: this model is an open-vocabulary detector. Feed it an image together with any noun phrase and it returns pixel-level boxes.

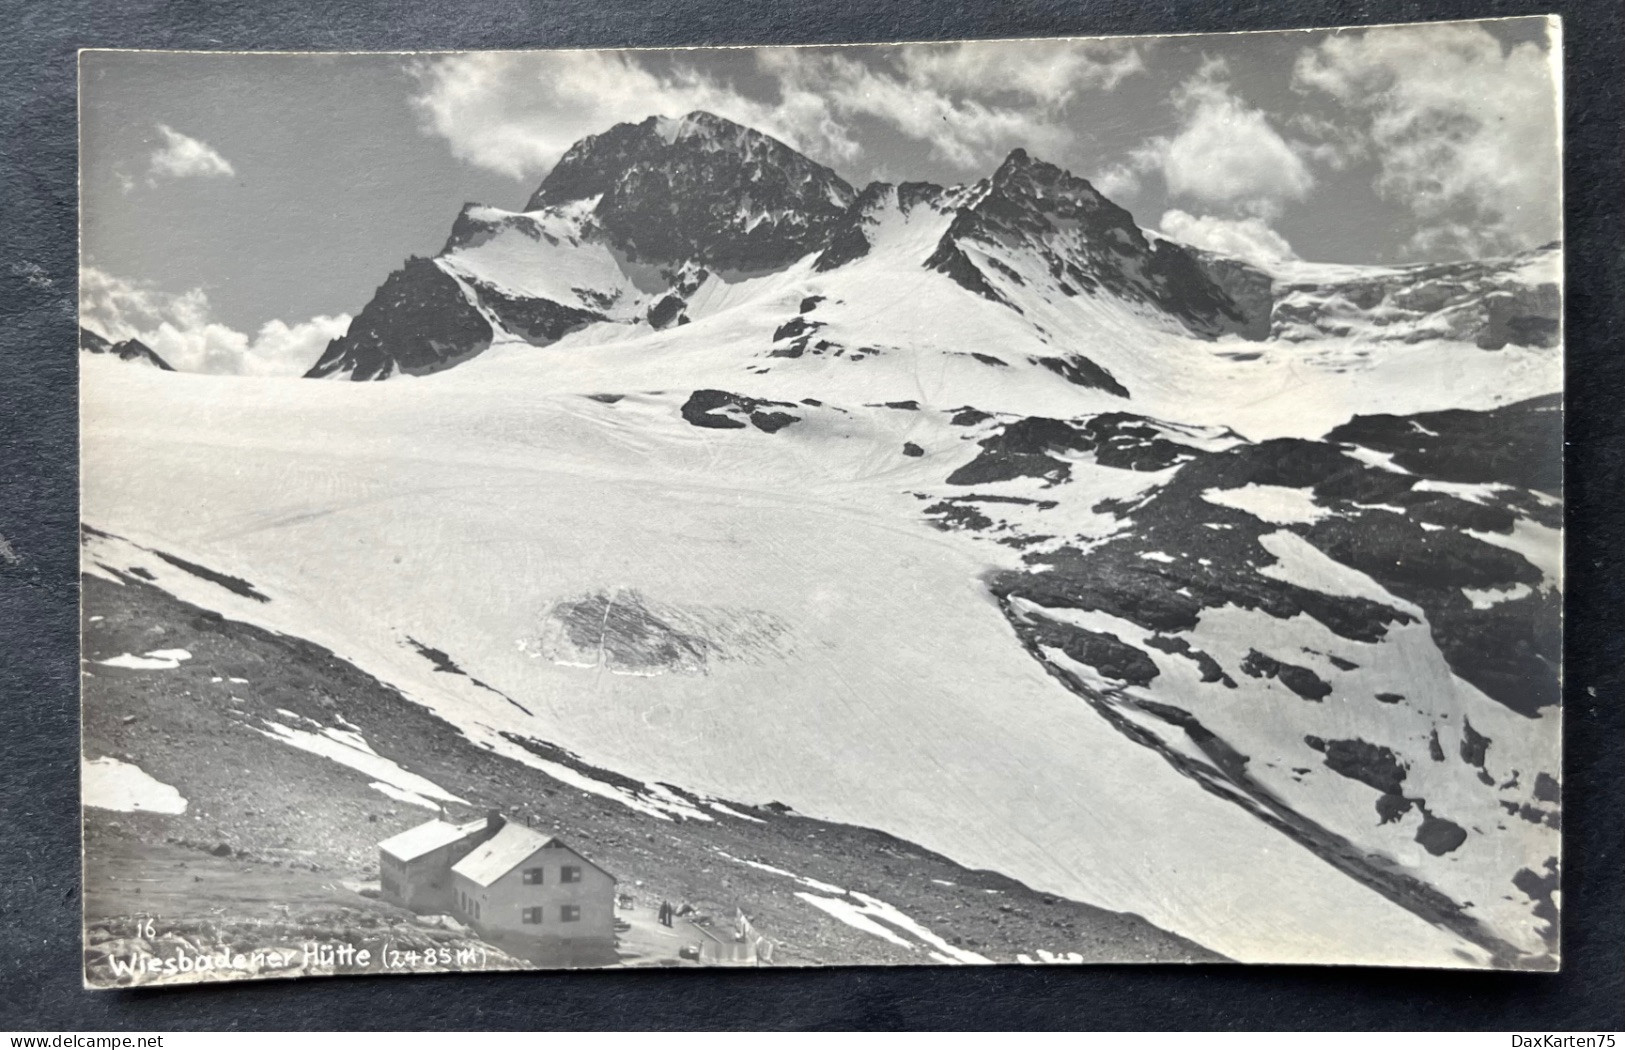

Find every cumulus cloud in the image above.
[759,49,1060,171]
[1090,162,1144,202]
[406,50,840,180]
[80,267,347,376]
[408,40,1144,180]
[1135,58,1315,220]
[1092,58,1307,262]
[148,124,236,183]
[1293,21,1560,257]
[895,38,1146,102]
[1157,209,1299,265]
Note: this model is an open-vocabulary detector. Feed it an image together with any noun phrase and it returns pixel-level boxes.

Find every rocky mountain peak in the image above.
[526,111,857,271]
[79,324,174,371]
[982,147,1147,252]
[930,146,1267,339]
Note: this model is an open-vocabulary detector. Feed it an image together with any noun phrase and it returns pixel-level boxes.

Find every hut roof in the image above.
[379,817,488,862]
[450,822,617,887]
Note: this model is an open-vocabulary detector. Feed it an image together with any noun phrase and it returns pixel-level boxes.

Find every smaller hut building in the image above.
[378,814,498,914]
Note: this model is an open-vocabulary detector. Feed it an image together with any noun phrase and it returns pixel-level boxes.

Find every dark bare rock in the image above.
[949,412,1226,488]
[80,325,174,371]
[1512,858,1560,951]
[1327,393,1563,496]
[928,149,1265,340]
[305,258,493,380]
[151,550,270,603]
[1240,649,1332,701]
[647,294,687,329]
[923,500,995,532]
[1019,619,1161,688]
[79,325,111,354]
[1033,354,1129,398]
[902,442,925,457]
[773,316,819,342]
[1304,735,1408,796]
[1415,810,1469,856]
[947,416,1091,486]
[473,279,606,345]
[527,111,856,272]
[405,636,464,675]
[1460,718,1492,769]
[680,389,802,433]
[1145,634,1235,687]
[1301,512,1558,716]
[751,411,799,434]
[1129,698,1252,781]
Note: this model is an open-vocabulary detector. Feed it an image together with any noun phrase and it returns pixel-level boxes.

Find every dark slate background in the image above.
[1,0,1620,1031]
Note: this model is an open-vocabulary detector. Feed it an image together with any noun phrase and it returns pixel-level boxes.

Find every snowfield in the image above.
[84,348,1547,967]
[83,755,189,815]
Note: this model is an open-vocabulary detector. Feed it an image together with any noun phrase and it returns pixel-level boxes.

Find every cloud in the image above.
[148,125,236,183]
[1124,57,1315,220]
[407,41,1145,181]
[1157,209,1299,265]
[406,51,838,180]
[80,267,347,376]
[895,39,1145,102]
[1293,21,1560,257]
[759,49,1054,171]
[1090,138,1169,204]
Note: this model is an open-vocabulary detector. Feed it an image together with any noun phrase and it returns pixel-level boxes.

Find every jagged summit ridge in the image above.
[304,112,1561,385]
[80,324,174,371]
[925,148,1266,339]
[525,110,857,272]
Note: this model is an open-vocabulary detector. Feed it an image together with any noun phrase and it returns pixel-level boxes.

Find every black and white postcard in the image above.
[78,17,1563,986]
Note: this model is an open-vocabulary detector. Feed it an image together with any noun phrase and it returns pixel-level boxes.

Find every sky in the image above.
[79,17,1561,375]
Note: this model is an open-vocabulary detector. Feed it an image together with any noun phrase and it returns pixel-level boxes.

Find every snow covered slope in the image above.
[83,363,1559,966]
[928,397,1562,962]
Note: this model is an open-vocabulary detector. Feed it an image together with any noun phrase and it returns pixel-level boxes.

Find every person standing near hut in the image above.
[658,900,672,927]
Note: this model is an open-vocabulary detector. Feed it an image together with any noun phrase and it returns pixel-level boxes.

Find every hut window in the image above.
[561,865,581,884]
[522,867,544,885]
[560,904,580,923]
[522,907,544,925]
